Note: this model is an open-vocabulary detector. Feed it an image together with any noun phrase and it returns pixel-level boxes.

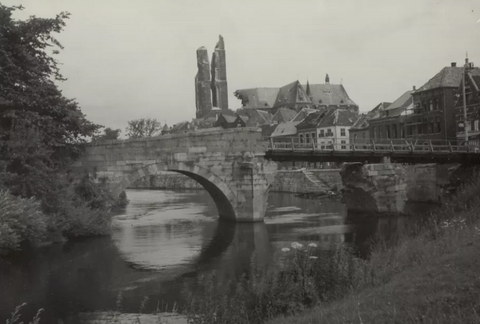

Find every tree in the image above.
[125,118,161,138]
[0,4,101,202]
[93,127,121,141]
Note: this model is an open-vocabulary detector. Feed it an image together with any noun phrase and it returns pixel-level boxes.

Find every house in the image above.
[214,113,245,128]
[405,62,480,141]
[292,107,317,123]
[272,107,297,124]
[237,109,274,127]
[296,108,358,150]
[369,91,414,140]
[454,62,480,143]
[169,121,191,134]
[270,121,300,138]
[349,114,370,142]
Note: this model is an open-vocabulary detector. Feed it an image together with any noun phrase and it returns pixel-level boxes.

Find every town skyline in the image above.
[3,0,480,134]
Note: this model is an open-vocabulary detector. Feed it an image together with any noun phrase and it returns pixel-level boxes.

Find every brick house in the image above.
[454,63,480,143]
[405,62,480,141]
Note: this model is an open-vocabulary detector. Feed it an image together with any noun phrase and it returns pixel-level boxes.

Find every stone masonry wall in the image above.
[271,169,342,193]
[129,171,203,190]
[341,163,407,213]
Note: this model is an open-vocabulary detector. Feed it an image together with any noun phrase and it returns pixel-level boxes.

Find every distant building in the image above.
[369,91,413,139]
[234,74,358,114]
[349,114,370,142]
[454,62,480,143]
[272,107,297,124]
[405,62,480,141]
[270,121,300,138]
[296,108,358,150]
[214,114,242,128]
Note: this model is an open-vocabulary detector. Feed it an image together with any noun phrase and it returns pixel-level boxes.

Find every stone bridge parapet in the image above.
[70,127,277,222]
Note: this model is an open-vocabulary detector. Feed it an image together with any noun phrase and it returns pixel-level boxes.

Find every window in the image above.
[475,120,479,132]
[340,128,346,136]
[435,99,440,110]
[362,133,366,139]
[386,125,390,139]
[428,121,433,134]
[319,129,325,137]
[372,126,377,139]
[299,134,304,143]
[327,128,332,137]
[392,124,397,138]
[429,100,434,111]
[435,117,441,133]
[305,133,310,144]
[341,140,346,150]
[312,133,316,143]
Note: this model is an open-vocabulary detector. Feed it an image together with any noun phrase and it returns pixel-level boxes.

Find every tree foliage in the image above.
[125,118,161,138]
[93,127,121,142]
[0,4,101,201]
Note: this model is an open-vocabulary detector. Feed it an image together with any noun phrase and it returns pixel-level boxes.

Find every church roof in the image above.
[273,80,311,108]
[303,84,357,107]
[234,88,279,108]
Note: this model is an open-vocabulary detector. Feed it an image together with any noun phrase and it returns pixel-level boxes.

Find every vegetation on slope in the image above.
[184,176,480,324]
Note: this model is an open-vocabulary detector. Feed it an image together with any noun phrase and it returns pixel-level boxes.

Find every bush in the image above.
[0,190,49,255]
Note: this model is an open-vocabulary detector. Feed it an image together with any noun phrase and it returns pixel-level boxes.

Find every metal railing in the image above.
[268,137,480,154]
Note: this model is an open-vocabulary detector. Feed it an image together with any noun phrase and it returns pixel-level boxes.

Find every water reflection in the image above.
[0,189,436,323]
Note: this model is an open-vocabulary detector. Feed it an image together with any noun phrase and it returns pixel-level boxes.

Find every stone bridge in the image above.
[70,128,277,222]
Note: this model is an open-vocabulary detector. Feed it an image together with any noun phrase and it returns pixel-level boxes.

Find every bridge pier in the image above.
[340,163,407,214]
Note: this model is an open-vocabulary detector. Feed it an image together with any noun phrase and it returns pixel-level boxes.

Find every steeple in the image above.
[306,80,312,100]
[325,74,330,84]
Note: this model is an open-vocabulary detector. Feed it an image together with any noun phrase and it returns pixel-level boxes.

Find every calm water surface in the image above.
[0,189,423,323]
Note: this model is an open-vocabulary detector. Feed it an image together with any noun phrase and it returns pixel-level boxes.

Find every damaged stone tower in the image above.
[195,35,229,118]
[195,46,212,119]
[211,35,229,111]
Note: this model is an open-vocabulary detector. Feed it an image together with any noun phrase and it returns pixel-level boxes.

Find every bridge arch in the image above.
[112,161,242,222]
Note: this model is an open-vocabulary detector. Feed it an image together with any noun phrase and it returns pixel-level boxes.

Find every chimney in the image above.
[413,85,416,91]
[451,62,457,67]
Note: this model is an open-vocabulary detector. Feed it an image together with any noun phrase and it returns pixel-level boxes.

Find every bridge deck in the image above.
[265,137,480,163]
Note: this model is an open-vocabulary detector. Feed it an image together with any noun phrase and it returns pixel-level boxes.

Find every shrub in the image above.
[0,190,49,255]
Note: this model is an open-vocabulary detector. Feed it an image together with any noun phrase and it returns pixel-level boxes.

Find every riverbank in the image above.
[181,178,480,324]
[268,183,480,323]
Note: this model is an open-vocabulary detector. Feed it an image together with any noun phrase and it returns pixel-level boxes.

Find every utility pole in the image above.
[463,53,469,144]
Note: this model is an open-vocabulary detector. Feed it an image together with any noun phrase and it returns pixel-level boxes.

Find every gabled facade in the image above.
[369,91,413,139]
[349,114,370,142]
[405,62,480,141]
[296,108,358,149]
[454,66,480,142]
[214,114,238,128]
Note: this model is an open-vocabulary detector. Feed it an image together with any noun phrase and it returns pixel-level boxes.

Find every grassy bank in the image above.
[184,178,480,324]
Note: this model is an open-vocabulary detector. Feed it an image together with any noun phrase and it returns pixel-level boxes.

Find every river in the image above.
[0,189,428,323]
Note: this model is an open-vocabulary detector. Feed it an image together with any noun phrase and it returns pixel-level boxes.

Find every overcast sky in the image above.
[4,0,480,134]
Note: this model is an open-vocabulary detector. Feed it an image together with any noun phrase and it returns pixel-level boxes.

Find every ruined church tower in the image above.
[211,35,229,111]
[195,46,213,118]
